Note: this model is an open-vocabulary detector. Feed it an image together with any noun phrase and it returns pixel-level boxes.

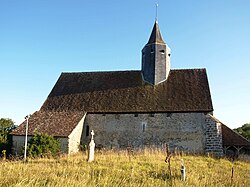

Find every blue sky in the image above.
[0,0,249,128]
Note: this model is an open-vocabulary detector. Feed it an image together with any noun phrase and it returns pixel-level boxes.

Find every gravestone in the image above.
[88,130,95,162]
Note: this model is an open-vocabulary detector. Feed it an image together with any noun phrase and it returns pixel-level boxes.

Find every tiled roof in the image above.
[11,111,85,137]
[208,114,250,147]
[40,69,213,113]
[222,124,250,147]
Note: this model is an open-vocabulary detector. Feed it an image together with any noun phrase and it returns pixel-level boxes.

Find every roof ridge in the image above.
[61,69,207,74]
[171,68,206,71]
[61,70,141,74]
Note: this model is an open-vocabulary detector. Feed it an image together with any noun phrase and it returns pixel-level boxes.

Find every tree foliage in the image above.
[0,118,16,153]
[234,123,250,140]
[23,133,60,158]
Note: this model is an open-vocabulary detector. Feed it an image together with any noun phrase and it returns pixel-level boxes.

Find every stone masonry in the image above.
[205,114,223,156]
[81,112,208,153]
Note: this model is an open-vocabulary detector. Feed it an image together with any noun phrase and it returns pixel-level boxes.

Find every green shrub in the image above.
[0,118,16,155]
[23,133,60,158]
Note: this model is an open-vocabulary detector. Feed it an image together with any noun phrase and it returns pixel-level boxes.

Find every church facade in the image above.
[11,21,250,156]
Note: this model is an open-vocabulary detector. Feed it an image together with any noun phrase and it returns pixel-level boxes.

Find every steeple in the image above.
[141,21,171,85]
[147,21,165,45]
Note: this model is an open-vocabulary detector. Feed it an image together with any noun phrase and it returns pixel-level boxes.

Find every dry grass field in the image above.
[0,149,249,187]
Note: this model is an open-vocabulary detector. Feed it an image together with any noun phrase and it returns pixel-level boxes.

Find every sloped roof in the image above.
[222,124,250,147]
[11,111,85,137]
[147,21,165,45]
[40,69,213,113]
[208,114,250,147]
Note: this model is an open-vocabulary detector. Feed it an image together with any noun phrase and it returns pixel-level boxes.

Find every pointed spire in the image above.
[147,21,165,45]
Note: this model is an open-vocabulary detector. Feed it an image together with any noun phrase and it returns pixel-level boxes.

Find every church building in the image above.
[11,21,250,156]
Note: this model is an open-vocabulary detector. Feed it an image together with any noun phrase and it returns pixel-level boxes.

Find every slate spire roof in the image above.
[147,21,165,45]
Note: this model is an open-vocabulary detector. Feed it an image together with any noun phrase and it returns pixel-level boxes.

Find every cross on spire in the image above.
[155,3,158,21]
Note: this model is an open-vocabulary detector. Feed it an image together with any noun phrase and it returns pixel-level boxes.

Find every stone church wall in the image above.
[205,115,223,156]
[12,135,32,155]
[12,135,69,155]
[82,113,208,153]
[57,137,69,154]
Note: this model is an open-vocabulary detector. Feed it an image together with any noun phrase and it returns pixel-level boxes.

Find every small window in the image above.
[115,114,120,119]
[160,50,165,54]
[167,113,172,117]
[149,113,155,117]
[150,49,154,53]
[134,113,138,117]
[142,122,147,132]
[168,53,171,57]
[86,125,90,137]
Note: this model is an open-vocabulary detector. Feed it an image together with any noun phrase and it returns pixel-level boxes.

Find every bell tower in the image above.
[141,21,171,85]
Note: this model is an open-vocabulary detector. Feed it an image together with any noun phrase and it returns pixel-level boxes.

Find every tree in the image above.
[23,133,60,158]
[234,123,250,140]
[0,118,16,153]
